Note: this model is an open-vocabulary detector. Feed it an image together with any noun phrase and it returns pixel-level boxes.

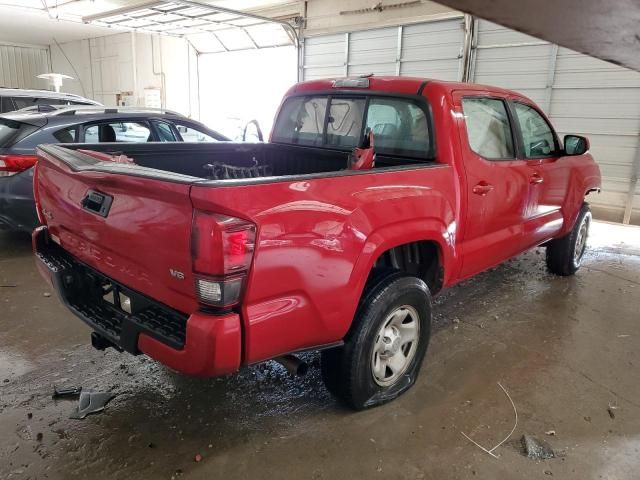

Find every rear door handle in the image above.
[530,173,544,184]
[472,182,494,195]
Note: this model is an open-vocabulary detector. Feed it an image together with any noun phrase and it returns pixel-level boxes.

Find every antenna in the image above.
[37,73,74,93]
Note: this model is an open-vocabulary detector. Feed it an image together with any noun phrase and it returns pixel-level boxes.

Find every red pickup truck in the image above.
[33,77,601,409]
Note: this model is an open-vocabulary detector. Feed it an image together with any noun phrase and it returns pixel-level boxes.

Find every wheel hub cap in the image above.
[371,305,420,387]
[574,217,589,265]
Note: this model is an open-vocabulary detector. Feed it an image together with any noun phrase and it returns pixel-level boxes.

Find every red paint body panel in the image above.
[34,77,601,376]
[36,149,198,315]
[190,166,457,363]
[138,312,241,377]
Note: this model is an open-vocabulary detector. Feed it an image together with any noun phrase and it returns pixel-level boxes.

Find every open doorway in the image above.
[198,46,297,141]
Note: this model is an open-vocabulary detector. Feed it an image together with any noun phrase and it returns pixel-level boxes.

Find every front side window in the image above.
[83,121,152,143]
[154,121,178,142]
[461,97,514,159]
[174,123,219,142]
[513,103,556,157]
[272,95,432,159]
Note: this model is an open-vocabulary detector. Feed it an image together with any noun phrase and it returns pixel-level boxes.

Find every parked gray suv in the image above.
[0,106,228,232]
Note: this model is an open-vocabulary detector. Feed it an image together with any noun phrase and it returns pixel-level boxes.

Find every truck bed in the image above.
[40,142,434,183]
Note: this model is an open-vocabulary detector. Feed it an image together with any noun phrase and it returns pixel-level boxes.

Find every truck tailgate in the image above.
[36,146,198,314]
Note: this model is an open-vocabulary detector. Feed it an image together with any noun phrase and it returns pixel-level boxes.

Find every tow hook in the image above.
[274,354,308,377]
[91,332,123,352]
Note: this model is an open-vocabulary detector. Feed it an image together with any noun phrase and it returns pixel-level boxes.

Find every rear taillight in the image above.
[191,210,256,308]
[0,154,38,176]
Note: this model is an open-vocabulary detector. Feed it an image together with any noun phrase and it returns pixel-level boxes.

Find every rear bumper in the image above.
[33,226,241,377]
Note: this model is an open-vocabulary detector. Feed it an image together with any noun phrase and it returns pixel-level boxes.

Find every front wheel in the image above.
[321,274,432,410]
[546,203,592,276]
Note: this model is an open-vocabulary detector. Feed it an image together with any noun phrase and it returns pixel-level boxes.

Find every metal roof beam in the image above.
[82,0,298,49]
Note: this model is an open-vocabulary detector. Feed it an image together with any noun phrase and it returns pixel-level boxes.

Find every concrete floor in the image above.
[1,221,639,480]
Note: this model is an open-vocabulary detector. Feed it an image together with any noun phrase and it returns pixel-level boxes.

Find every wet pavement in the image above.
[1,222,639,480]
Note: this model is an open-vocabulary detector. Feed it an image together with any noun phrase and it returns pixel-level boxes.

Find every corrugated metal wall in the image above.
[302,18,640,224]
[303,18,464,81]
[473,20,640,224]
[0,43,50,89]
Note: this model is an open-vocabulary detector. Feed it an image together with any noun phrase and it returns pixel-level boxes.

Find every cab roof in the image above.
[290,76,523,98]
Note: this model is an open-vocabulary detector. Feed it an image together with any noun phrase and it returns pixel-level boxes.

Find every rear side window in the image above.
[53,127,78,143]
[272,95,432,159]
[0,119,38,147]
[84,122,152,143]
[461,97,514,159]
[513,102,557,157]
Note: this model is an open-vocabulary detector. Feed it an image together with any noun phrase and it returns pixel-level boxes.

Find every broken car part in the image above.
[69,390,115,420]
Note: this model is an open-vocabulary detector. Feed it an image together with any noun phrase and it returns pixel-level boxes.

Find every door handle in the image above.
[530,173,544,184]
[472,182,494,195]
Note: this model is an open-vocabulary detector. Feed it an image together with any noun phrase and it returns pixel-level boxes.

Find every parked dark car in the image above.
[0,88,101,113]
[0,106,229,231]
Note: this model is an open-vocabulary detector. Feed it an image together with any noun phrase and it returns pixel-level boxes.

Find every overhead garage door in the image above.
[0,43,50,89]
[302,17,464,81]
[473,20,640,224]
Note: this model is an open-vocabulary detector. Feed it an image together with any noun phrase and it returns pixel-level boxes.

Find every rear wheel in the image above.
[321,273,431,410]
[546,203,592,276]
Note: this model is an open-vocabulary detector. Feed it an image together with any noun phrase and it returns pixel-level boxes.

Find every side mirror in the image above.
[564,135,589,156]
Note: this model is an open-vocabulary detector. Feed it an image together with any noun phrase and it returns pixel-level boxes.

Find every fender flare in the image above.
[561,175,601,237]
[346,217,456,312]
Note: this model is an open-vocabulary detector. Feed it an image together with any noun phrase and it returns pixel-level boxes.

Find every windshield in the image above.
[272,95,433,159]
[0,119,38,148]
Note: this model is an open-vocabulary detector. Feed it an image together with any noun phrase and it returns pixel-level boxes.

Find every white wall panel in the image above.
[303,18,463,81]
[400,20,463,80]
[0,43,49,89]
[348,27,396,76]
[303,34,346,80]
[51,33,197,117]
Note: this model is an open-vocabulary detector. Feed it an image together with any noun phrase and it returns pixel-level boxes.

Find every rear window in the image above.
[0,119,38,148]
[272,95,433,159]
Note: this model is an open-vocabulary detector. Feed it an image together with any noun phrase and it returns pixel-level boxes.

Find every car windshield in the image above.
[271,95,433,159]
[0,119,38,148]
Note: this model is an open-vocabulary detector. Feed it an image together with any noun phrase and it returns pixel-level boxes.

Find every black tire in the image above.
[321,273,432,410]
[546,203,592,276]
